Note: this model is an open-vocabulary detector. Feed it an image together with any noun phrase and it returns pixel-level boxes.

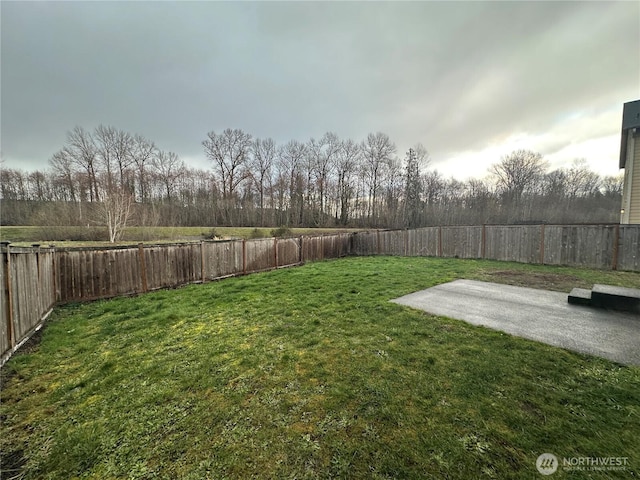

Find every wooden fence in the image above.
[53,234,351,304]
[1,245,57,363]
[1,225,639,363]
[349,225,640,271]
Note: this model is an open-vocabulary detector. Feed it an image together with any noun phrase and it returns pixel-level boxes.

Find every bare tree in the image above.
[361,132,396,222]
[565,159,601,198]
[334,138,361,225]
[3,126,625,228]
[312,132,341,222]
[94,125,135,194]
[27,171,51,202]
[542,169,568,198]
[490,149,548,206]
[0,168,25,200]
[423,170,445,208]
[152,150,184,202]
[412,143,430,168]
[94,125,117,192]
[130,134,156,203]
[277,140,307,226]
[463,178,496,224]
[203,129,253,201]
[97,188,133,243]
[250,137,276,226]
[601,174,623,199]
[66,126,100,201]
[50,149,78,202]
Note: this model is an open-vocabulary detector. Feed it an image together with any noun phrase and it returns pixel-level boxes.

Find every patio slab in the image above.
[391,279,640,366]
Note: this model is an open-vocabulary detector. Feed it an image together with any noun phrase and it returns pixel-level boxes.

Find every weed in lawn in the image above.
[1,257,639,479]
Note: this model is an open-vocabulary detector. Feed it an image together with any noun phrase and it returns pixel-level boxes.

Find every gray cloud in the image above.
[1,1,638,177]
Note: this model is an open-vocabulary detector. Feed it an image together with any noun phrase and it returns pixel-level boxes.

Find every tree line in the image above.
[0,125,624,240]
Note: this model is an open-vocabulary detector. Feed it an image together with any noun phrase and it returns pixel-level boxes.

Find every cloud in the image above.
[1,1,638,179]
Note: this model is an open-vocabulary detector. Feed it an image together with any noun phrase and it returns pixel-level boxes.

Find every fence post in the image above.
[200,241,206,283]
[242,239,247,274]
[612,224,620,271]
[2,242,14,349]
[300,236,304,264]
[540,224,546,265]
[376,230,381,255]
[32,244,41,280]
[481,225,486,259]
[138,243,148,293]
[50,245,60,304]
[320,235,324,260]
[438,226,443,257]
[33,244,42,315]
[404,230,409,256]
[273,237,278,267]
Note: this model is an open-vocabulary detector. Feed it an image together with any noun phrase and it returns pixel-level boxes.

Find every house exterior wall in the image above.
[631,133,640,223]
[621,129,640,224]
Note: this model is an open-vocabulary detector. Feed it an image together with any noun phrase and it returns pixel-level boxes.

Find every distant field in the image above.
[0,226,362,247]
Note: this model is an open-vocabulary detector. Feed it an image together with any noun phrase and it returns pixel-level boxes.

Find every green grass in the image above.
[2,257,639,479]
[0,225,360,247]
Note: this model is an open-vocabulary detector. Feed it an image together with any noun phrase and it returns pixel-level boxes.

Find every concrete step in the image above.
[590,284,640,314]
[568,287,592,306]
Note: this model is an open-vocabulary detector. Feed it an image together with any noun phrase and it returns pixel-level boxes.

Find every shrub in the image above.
[270,226,292,238]
[202,228,219,240]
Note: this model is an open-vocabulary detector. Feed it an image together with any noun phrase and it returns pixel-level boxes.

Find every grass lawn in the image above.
[1,257,639,479]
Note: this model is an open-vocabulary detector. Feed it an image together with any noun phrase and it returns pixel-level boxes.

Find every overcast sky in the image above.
[1,1,638,180]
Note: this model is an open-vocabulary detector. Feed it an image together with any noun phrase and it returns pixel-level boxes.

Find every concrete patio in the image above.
[392,280,640,366]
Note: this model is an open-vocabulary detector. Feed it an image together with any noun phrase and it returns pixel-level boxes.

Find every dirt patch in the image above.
[1,325,45,386]
[15,325,45,355]
[481,270,591,292]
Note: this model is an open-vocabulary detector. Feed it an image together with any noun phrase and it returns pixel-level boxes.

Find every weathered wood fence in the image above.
[1,245,57,364]
[351,224,640,271]
[2,224,639,363]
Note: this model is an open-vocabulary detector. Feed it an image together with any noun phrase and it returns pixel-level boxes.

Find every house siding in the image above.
[630,135,640,224]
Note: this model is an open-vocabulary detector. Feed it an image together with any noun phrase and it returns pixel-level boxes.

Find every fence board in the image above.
[245,238,274,272]
[352,231,378,256]
[202,240,243,280]
[544,225,616,269]
[36,250,56,316]
[39,249,56,309]
[11,254,37,341]
[441,226,483,258]
[378,230,405,255]
[302,235,323,262]
[277,237,301,267]
[406,227,439,256]
[1,247,56,364]
[323,234,349,259]
[145,246,172,290]
[0,251,8,357]
[618,226,640,271]
[485,225,541,263]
